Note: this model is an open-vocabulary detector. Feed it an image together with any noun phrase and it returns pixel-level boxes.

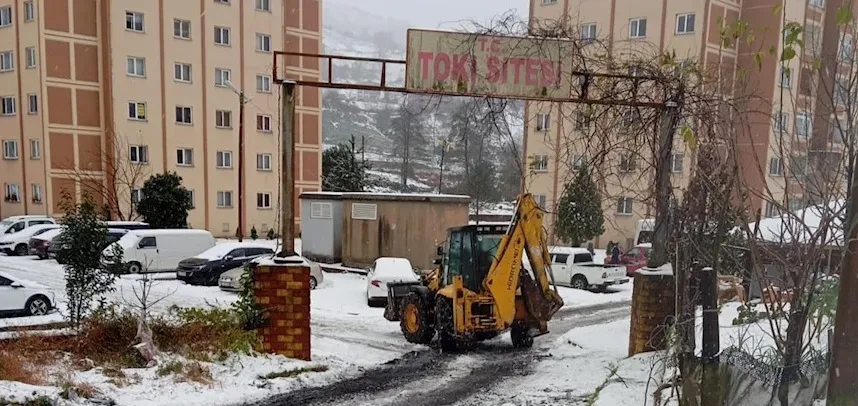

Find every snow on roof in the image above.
[637,263,674,276]
[373,257,416,278]
[194,242,275,260]
[549,246,592,255]
[748,199,845,246]
[32,228,63,241]
[301,191,470,203]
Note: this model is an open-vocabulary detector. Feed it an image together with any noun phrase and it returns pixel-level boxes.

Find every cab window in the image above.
[138,237,157,249]
[0,276,12,286]
[227,248,246,259]
[573,253,592,263]
[552,254,569,264]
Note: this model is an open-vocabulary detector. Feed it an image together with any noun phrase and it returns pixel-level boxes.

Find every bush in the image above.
[231,263,268,331]
[267,228,275,240]
[250,226,258,240]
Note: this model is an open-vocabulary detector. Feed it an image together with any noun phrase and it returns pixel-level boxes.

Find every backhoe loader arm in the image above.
[484,193,565,327]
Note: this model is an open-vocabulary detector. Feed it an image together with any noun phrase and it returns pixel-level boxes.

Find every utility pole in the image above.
[275,82,298,257]
[227,82,251,242]
[651,98,681,268]
[438,138,448,194]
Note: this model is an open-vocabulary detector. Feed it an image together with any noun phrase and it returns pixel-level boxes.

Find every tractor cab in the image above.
[438,224,508,293]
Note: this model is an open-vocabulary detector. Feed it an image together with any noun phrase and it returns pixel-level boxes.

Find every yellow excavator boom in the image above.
[483,193,564,328]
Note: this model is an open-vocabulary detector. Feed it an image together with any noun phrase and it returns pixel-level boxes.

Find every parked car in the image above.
[218,255,325,291]
[546,247,629,291]
[49,228,128,264]
[29,228,64,259]
[0,216,55,236]
[605,243,651,277]
[104,221,150,231]
[366,257,420,307]
[177,242,275,286]
[106,229,216,273]
[0,271,56,316]
[0,224,60,256]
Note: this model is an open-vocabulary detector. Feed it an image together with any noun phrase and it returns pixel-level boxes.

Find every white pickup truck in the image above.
[547,247,629,291]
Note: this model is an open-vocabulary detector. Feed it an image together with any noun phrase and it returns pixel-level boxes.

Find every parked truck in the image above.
[546,247,628,291]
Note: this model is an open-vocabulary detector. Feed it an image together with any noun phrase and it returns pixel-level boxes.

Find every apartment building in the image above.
[525,0,847,248]
[0,0,322,237]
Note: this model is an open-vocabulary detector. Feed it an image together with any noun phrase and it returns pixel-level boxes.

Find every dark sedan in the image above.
[177,243,274,286]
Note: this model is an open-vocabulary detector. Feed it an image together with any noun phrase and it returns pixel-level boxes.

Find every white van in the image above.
[106,229,216,273]
[0,216,55,235]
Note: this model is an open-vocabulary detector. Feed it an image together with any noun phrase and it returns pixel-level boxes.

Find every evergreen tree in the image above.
[60,194,124,328]
[390,102,427,191]
[554,164,605,246]
[322,135,374,192]
[136,172,193,229]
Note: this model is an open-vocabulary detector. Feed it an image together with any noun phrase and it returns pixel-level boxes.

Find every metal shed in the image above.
[299,192,345,263]
[340,193,470,270]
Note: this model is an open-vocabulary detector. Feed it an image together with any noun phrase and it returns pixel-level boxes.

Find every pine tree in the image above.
[390,102,427,191]
[136,172,193,229]
[322,135,374,192]
[555,164,605,246]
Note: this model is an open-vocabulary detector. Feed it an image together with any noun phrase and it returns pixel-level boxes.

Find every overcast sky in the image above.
[327,0,527,30]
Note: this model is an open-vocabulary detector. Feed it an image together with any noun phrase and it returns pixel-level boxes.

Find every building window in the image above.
[580,23,597,42]
[0,51,13,72]
[128,101,146,120]
[830,118,846,144]
[215,110,232,128]
[31,184,42,203]
[764,202,779,218]
[29,139,40,159]
[215,68,231,87]
[188,190,195,208]
[0,6,12,27]
[125,11,144,32]
[175,106,192,124]
[671,153,684,173]
[257,114,272,132]
[352,203,378,220]
[532,155,548,172]
[311,202,332,219]
[256,193,272,209]
[256,74,271,93]
[773,111,789,133]
[1,96,15,115]
[3,140,18,159]
[173,19,191,39]
[126,56,146,77]
[795,112,811,140]
[779,67,791,88]
[534,194,547,209]
[255,33,271,52]
[214,26,231,45]
[256,0,271,11]
[215,0,231,4]
[542,0,558,4]
[129,145,149,164]
[24,47,36,69]
[574,111,591,130]
[675,13,695,34]
[24,1,35,22]
[809,0,824,7]
[630,18,647,39]
[27,94,37,114]
[131,189,143,204]
[790,155,808,179]
[5,184,20,202]
[217,191,233,208]
[176,148,193,166]
[536,113,550,131]
[769,156,783,176]
[617,197,634,215]
[174,62,191,82]
[216,150,233,168]
[572,154,588,170]
[257,153,272,171]
[620,155,637,172]
[840,36,853,62]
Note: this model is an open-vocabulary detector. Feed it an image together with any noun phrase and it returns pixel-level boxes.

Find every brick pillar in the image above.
[253,263,311,361]
[628,272,676,357]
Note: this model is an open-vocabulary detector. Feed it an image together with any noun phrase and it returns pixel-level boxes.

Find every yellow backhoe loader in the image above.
[383,193,565,350]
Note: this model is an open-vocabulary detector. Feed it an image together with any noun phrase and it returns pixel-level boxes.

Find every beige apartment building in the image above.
[525,0,847,248]
[0,0,322,237]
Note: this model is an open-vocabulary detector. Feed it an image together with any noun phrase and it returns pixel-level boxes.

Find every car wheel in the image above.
[25,296,50,316]
[571,275,588,290]
[127,261,142,274]
[309,276,318,290]
[14,244,28,256]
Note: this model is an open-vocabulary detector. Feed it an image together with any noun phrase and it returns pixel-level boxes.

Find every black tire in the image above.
[571,275,588,290]
[400,293,435,345]
[37,252,47,260]
[310,276,318,290]
[14,244,28,256]
[511,323,534,349]
[435,297,458,352]
[25,295,50,316]
[367,297,385,308]
[127,262,142,274]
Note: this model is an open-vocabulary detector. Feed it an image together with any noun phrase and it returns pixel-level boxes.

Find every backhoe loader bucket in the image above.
[383,281,422,321]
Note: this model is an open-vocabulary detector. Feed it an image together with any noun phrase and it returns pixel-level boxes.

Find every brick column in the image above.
[628,272,676,357]
[253,263,311,361]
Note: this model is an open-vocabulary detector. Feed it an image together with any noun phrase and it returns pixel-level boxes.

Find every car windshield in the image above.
[115,233,140,250]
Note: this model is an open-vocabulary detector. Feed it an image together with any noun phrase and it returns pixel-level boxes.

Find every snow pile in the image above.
[749,199,845,245]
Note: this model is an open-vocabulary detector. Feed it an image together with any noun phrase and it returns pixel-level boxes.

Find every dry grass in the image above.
[59,380,101,400]
[0,351,43,385]
[259,365,329,380]
[178,361,213,385]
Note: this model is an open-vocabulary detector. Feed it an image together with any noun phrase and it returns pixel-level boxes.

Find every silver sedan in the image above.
[218,256,325,291]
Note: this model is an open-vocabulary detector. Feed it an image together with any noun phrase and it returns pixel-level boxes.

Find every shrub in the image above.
[250,226,258,240]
